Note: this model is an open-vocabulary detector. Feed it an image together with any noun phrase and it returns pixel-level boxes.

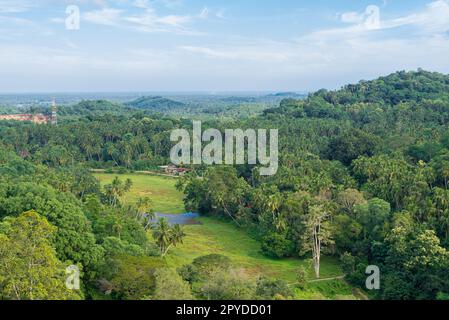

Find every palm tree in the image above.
[153,218,172,257]
[103,177,133,207]
[136,197,154,230]
[152,219,186,257]
[170,224,186,246]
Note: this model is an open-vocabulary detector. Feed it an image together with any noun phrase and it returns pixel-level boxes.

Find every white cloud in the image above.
[84,8,123,26]
[132,0,151,9]
[0,0,34,13]
[83,2,208,34]
[338,0,449,34]
[384,0,449,33]
[341,11,365,24]
[2,0,449,92]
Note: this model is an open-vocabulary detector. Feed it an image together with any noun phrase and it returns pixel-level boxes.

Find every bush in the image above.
[340,252,356,275]
[102,237,145,257]
[107,256,166,300]
[296,266,308,290]
[152,268,194,300]
[117,167,128,174]
[437,292,449,300]
[178,254,232,283]
[261,233,295,258]
[256,277,293,299]
[345,262,369,288]
[200,269,256,300]
[177,264,199,283]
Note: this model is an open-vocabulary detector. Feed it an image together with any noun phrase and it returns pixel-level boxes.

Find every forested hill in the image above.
[315,69,449,105]
[56,98,186,118]
[125,96,186,112]
[59,100,134,117]
[266,70,449,120]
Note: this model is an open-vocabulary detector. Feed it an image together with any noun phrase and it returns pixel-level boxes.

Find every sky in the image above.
[1,0,449,92]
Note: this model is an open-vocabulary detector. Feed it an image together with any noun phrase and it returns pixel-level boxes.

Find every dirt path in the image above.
[287,275,346,287]
[90,168,179,178]
[307,275,346,283]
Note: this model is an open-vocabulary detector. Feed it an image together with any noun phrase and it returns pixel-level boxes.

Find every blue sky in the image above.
[1,0,449,92]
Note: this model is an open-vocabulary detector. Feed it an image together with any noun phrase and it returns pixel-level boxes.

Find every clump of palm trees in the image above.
[152,218,186,257]
[103,176,133,207]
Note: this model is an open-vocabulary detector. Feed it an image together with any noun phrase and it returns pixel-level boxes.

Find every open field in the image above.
[165,217,342,281]
[164,216,356,300]
[96,172,358,299]
[94,172,185,214]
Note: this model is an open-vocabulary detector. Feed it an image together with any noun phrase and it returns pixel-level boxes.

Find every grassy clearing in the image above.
[94,173,185,214]
[164,217,342,282]
[97,172,358,299]
[163,217,357,299]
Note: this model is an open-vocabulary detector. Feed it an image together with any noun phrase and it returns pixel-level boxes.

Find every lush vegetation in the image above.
[125,96,186,112]
[1,69,449,300]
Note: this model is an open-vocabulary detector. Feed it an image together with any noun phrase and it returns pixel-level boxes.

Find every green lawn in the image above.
[94,173,185,214]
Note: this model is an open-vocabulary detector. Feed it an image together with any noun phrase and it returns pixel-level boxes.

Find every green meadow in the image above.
[95,172,358,299]
[94,172,186,214]
[165,217,356,300]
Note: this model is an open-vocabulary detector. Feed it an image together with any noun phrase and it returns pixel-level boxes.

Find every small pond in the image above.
[153,212,201,225]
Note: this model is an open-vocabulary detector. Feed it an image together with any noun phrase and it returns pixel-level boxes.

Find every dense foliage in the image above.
[1,70,449,300]
[178,70,449,299]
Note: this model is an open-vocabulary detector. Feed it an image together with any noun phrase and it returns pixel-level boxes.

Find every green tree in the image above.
[200,269,256,300]
[299,205,334,279]
[152,219,186,257]
[152,268,193,300]
[0,211,82,300]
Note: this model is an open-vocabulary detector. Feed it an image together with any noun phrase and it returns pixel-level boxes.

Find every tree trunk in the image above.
[314,255,320,279]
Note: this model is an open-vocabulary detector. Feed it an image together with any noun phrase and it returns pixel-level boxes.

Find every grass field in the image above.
[94,172,185,214]
[164,216,356,300]
[96,172,358,299]
[165,217,342,281]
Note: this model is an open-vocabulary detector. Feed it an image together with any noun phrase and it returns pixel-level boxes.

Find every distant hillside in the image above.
[125,96,186,112]
[266,92,307,99]
[265,70,449,120]
[59,100,132,116]
[219,96,257,104]
[312,69,449,105]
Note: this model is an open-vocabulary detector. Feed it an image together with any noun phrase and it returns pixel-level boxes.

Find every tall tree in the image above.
[299,205,334,279]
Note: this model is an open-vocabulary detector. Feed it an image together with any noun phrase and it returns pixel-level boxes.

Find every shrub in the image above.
[152,268,194,300]
[256,277,293,299]
[296,266,308,290]
[261,233,295,258]
[200,269,256,300]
